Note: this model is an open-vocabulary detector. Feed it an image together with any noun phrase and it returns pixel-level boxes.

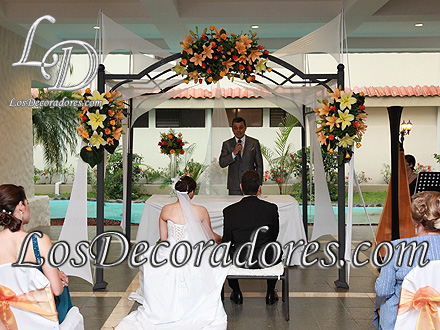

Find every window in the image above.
[225,108,263,127]
[132,112,149,128]
[270,108,300,127]
[156,109,205,127]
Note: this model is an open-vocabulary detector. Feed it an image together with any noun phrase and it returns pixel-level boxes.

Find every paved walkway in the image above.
[36,225,379,329]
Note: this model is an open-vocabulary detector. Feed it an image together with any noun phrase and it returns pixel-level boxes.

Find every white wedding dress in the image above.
[117,206,229,330]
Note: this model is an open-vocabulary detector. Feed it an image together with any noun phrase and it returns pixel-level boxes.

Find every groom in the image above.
[222,170,280,305]
[219,117,263,195]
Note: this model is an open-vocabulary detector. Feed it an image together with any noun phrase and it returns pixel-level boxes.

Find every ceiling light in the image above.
[93,26,100,30]
[415,23,423,27]
[251,25,259,29]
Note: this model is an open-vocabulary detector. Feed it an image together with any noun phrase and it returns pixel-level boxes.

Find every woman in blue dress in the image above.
[375,191,440,329]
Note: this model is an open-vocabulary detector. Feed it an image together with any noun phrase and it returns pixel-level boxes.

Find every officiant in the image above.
[219,117,263,195]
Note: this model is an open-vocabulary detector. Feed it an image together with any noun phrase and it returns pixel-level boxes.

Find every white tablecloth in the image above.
[135,195,306,265]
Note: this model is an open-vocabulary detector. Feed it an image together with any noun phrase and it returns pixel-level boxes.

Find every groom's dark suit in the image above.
[219,135,263,194]
[222,195,280,267]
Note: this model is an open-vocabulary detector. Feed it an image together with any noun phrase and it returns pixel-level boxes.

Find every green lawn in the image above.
[345,192,387,205]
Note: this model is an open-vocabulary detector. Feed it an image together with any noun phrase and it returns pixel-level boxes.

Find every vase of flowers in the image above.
[158,129,185,178]
[76,88,125,167]
[314,87,367,165]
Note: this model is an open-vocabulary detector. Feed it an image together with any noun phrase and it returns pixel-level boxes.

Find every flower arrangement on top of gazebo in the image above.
[173,26,271,85]
[76,88,125,167]
[315,87,367,165]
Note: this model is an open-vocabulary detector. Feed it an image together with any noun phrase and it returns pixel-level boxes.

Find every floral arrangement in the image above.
[414,163,432,174]
[264,166,293,195]
[173,26,271,85]
[76,88,125,167]
[158,129,185,155]
[315,87,367,164]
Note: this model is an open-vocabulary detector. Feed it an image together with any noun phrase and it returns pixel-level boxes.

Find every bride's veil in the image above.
[176,191,215,245]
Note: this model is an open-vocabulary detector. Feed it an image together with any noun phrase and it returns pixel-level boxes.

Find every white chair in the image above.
[0,264,84,330]
[394,260,440,330]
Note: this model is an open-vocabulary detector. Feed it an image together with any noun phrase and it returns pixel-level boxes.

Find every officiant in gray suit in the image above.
[219,117,263,195]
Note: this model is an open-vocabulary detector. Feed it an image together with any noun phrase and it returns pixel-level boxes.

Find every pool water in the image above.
[50,200,144,224]
[50,201,382,225]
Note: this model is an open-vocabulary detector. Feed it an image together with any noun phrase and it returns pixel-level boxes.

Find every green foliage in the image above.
[290,147,339,202]
[32,89,79,171]
[104,147,144,200]
[261,114,298,194]
[141,166,165,183]
[434,153,440,164]
[381,163,390,184]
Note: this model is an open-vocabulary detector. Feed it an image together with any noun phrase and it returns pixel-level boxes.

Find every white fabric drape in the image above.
[308,116,338,241]
[101,13,171,73]
[273,13,342,63]
[57,156,93,284]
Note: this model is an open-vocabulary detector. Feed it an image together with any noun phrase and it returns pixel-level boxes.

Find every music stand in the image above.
[415,172,440,193]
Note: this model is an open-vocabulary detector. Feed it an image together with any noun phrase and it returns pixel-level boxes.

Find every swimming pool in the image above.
[50,200,382,225]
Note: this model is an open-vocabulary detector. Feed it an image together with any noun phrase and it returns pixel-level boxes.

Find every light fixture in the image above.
[400,120,413,145]
[251,25,259,29]
[93,26,100,30]
[415,23,423,27]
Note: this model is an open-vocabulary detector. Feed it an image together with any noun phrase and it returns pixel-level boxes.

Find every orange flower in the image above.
[113,127,123,140]
[219,71,226,77]
[217,45,224,53]
[235,41,246,54]
[329,87,341,100]
[105,128,111,135]
[111,90,120,98]
[237,54,248,64]
[317,100,330,116]
[115,111,124,121]
[86,146,92,151]
[81,106,89,115]
[110,120,116,126]
[181,59,187,65]
[107,137,114,146]
[82,131,89,139]
[77,125,85,136]
[317,133,327,145]
[202,44,213,59]
[85,88,91,94]
[108,110,115,117]
[222,59,235,73]
[248,49,263,62]
[221,33,227,40]
[190,53,205,66]
[106,92,111,98]
[207,76,213,83]
[325,114,339,131]
[167,134,173,139]
[188,71,200,81]
[210,25,215,31]
[240,34,252,48]
[170,149,175,154]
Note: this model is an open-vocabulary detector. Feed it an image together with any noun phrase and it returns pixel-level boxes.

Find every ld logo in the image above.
[13,15,98,91]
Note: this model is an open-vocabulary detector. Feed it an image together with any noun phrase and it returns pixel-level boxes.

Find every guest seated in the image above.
[405,154,418,196]
[375,191,440,329]
[0,184,72,324]
[222,170,280,305]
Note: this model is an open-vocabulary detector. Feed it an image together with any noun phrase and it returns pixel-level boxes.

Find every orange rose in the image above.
[181,59,187,65]
[110,120,116,126]
[221,33,227,40]
[105,128,111,135]
[107,137,114,146]
[207,76,213,82]
[170,149,175,154]
[106,92,111,98]
[85,88,91,94]
[168,134,173,139]
[108,110,115,117]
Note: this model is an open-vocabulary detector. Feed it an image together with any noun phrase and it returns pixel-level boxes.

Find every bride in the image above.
[117,176,230,330]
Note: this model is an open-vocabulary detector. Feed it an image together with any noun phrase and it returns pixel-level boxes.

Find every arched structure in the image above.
[93,53,348,290]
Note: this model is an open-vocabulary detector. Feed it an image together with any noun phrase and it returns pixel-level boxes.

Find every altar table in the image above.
[135,195,307,265]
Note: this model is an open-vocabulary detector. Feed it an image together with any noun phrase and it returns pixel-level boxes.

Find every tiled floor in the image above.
[36,225,379,329]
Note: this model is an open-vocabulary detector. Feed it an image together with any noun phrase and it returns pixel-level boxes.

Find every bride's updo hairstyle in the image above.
[411,191,440,232]
[0,184,25,232]
[175,176,197,194]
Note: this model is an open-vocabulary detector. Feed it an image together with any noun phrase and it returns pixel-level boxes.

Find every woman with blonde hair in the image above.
[375,191,440,329]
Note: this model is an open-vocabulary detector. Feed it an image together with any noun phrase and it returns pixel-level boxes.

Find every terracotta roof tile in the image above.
[352,85,440,97]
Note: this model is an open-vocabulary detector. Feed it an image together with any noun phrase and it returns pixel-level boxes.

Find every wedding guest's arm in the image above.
[254,140,264,184]
[159,208,168,241]
[38,234,64,296]
[219,141,234,168]
[374,257,396,298]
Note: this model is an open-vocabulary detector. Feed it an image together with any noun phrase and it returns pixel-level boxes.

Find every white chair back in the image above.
[0,263,59,329]
[394,260,440,330]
